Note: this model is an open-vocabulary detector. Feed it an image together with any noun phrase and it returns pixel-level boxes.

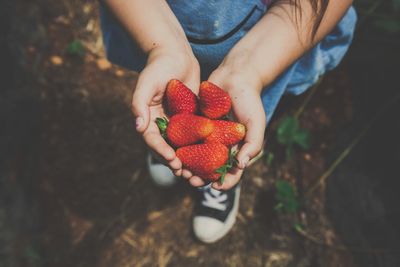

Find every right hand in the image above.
[132,47,200,176]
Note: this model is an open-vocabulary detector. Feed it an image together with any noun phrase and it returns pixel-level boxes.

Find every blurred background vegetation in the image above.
[1,0,399,267]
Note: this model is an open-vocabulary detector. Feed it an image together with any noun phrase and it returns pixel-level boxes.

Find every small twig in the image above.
[294,77,323,119]
[305,93,400,197]
[296,227,400,253]
[122,234,139,249]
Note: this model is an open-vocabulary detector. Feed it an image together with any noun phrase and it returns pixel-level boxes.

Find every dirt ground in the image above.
[7,0,367,266]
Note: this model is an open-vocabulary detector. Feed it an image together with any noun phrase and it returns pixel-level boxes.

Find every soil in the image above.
[2,0,399,267]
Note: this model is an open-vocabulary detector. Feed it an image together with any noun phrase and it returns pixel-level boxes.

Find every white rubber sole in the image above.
[194,186,240,243]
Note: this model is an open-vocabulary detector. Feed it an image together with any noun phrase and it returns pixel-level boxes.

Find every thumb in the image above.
[236,102,266,169]
[131,74,154,133]
[236,120,265,169]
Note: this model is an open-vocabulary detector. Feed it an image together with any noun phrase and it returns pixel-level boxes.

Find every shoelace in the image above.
[201,186,228,211]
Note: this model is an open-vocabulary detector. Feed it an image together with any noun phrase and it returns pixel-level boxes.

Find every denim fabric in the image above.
[99,1,357,123]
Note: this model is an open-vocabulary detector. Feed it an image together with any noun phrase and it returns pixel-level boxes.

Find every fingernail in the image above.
[135,117,143,129]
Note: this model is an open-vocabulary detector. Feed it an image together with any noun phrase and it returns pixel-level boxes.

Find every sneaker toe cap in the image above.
[148,164,177,186]
[193,216,225,243]
[147,154,177,186]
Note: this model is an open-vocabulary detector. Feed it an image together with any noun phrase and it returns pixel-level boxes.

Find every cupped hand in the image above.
[132,47,200,175]
[182,65,266,190]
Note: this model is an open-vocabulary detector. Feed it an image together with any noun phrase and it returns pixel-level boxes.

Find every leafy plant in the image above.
[275,179,299,213]
[66,39,85,56]
[276,115,311,159]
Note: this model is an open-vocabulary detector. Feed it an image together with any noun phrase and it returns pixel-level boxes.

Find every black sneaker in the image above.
[193,184,240,243]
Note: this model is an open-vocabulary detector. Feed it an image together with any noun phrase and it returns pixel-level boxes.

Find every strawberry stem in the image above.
[156,117,168,138]
[215,148,238,184]
[216,166,227,184]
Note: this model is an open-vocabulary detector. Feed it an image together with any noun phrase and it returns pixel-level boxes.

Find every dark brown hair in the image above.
[308,0,330,38]
[272,0,330,40]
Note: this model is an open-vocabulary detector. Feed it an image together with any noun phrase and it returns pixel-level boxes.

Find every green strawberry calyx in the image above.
[155,117,169,138]
[215,148,238,184]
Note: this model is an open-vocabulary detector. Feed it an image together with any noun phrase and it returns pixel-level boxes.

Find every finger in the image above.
[236,108,266,169]
[131,71,157,133]
[181,169,193,179]
[184,75,201,95]
[207,69,226,88]
[173,169,182,177]
[143,130,176,162]
[169,157,182,170]
[188,176,207,187]
[149,149,181,171]
[237,138,264,169]
[212,168,243,190]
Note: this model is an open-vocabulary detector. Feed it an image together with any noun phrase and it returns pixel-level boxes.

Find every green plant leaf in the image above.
[276,116,311,160]
[277,116,299,145]
[216,165,227,184]
[66,40,85,56]
[293,129,311,150]
[374,18,400,34]
[215,148,237,184]
[155,117,168,138]
[274,180,299,213]
[275,180,295,200]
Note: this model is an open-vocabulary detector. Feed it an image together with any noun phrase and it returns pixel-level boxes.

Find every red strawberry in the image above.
[199,81,231,119]
[176,142,229,182]
[205,120,246,146]
[165,79,198,115]
[156,114,214,147]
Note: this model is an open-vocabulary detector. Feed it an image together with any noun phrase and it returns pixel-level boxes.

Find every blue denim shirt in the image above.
[100,0,357,122]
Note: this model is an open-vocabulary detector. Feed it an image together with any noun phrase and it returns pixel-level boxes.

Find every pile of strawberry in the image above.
[156,79,246,183]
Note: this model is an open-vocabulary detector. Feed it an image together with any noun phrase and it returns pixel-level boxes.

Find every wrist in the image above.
[147,43,199,69]
[215,51,264,94]
[145,26,193,56]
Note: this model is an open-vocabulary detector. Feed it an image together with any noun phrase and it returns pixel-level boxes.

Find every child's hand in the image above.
[181,0,352,189]
[132,47,200,175]
[183,63,266,190]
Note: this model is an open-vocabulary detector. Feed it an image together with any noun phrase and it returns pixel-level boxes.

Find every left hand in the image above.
[183,59,267,190]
